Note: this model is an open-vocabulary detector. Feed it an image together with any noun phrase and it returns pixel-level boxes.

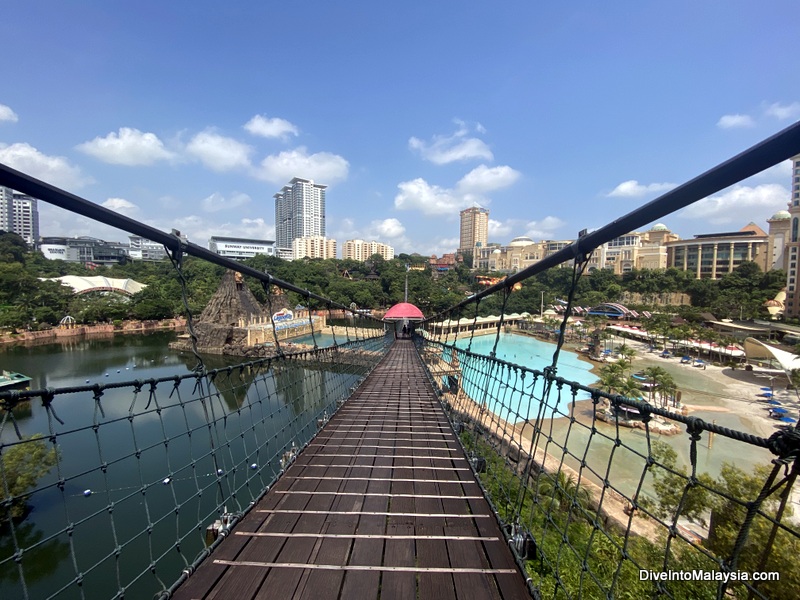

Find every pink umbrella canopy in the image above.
[383,302,425,321]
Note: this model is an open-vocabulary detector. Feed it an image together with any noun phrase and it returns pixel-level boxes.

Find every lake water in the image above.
[0,331,365,600]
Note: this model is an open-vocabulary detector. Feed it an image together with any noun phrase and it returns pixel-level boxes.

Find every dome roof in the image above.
[492,248,502,254]
[383,302,424,321]
[509,236,534,246]
[649,223,669,232]
[771,210,791,221]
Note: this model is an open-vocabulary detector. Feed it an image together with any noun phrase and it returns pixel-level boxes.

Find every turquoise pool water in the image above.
[453,333,599,421]
[287,333,337,347]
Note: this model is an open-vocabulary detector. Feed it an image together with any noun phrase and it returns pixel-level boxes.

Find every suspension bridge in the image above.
[2,121,800,599]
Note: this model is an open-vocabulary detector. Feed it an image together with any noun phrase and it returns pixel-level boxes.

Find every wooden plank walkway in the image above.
[172,339,532,600]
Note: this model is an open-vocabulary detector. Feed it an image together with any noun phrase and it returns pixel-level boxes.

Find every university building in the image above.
[208,237,277,260]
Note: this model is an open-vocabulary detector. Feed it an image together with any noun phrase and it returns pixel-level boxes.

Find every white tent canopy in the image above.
[743,337,800,377]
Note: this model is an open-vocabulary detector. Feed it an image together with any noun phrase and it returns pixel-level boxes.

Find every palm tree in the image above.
[617,345,636,372]
[537,470,592,515]
[598,362,626,395]
[641,366,676,408]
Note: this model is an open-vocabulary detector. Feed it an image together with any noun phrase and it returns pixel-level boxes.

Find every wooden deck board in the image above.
[171,340,531,600]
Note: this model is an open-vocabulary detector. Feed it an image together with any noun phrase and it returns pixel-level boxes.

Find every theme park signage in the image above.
[273,309,294,322]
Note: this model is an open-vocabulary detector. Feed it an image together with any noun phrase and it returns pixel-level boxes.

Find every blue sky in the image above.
[1,2,799,257]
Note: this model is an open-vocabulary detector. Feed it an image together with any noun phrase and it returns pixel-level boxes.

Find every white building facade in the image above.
[0,187,40,245]
[128,235,169,261]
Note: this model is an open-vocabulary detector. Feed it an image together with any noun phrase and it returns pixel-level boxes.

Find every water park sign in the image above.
[273,309,294,322]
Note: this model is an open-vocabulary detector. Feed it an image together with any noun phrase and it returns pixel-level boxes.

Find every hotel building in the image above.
[459,206,489,257]
[664,223,768,279]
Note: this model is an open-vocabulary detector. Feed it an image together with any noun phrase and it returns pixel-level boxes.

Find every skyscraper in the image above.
[459,206,489,257]
[785,155,800,317]
[274,177,327,253]
[0,186,39,245]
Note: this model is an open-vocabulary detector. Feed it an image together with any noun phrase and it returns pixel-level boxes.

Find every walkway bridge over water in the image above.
[2,122,800,599]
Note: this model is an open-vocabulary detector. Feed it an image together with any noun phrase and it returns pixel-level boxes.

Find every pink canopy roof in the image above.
[383,302,425,321]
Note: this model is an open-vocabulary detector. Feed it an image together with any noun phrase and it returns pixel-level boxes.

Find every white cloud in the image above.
[764,101,800,121]
[255,147,349,184]
[77,127,176,166]
[186,130,253,172]
[370,218,405,239]
[525,216,566,240]
[0,142,92,189]
[456,165,520,193]
[607,179,676,198]
[243,115,299,140]
[395,162,520,216]
[488,219,512,239]
[717,114,755,129]
[679,183,789,224]
[0,104,18,123]
[409,121,493,165]
[394,178,464,215]
[200,192,251,213]
[102,197,139,217]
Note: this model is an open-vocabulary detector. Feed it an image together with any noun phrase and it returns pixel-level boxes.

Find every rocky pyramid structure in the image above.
[171,270,291,357]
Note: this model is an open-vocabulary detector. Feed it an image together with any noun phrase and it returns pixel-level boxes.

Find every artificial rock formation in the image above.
[171,271,290,356]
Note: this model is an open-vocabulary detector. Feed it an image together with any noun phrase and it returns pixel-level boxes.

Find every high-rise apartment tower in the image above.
[0,186,40,246]
[274,177,327,253]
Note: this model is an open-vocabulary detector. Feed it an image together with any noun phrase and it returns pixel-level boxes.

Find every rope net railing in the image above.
[0,330,391,599]
[0,161,393,598]
[409,121,800,600]
[417,333,800,599]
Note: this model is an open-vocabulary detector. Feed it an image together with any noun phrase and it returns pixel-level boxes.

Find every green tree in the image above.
[1,434,59,520]
[642,440,713,525]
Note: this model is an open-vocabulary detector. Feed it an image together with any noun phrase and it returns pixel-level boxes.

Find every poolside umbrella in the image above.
[762,392,773,398]
[780,416,797,423]
[760,387,773,392]
[767,399,782,405]
[771,407,788,414]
